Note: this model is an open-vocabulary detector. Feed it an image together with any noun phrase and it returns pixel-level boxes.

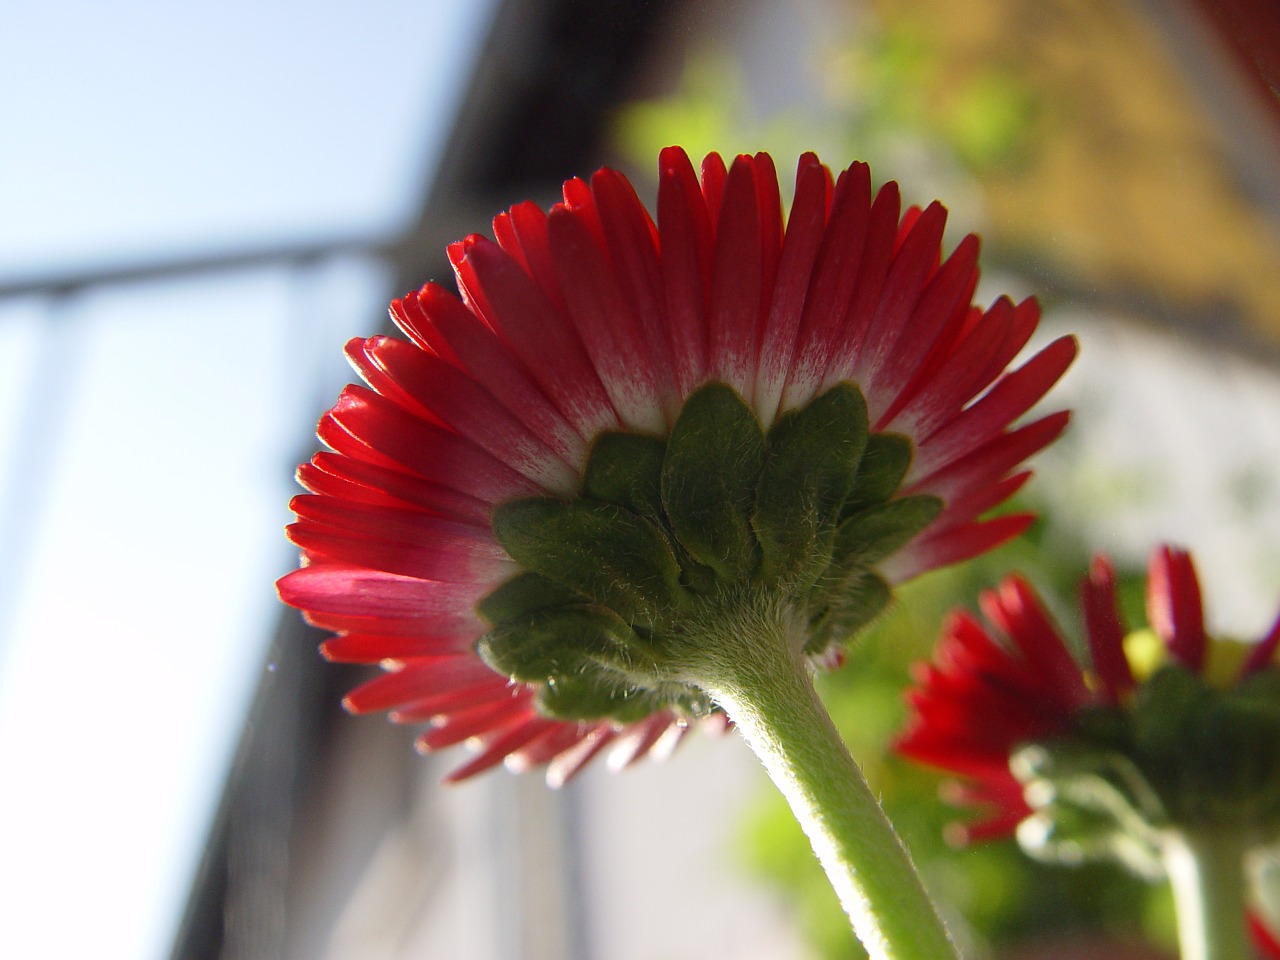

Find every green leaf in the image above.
[661,382,765,581]
[753,383,869,584]
[492,497,686,625]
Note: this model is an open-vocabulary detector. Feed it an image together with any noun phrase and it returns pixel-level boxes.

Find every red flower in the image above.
[898,545,1280,955]
[1252,913,1280,959]
[278,148,1075,783]
[896,563,1101,842]
[898,546,1280,837]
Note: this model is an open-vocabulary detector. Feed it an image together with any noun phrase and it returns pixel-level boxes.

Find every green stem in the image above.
[1162,829,1250,960]
[682,615,959,960]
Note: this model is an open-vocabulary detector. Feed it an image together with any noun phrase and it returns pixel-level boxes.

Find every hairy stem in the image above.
[683,615,958,960]
[1163,829,1250,960]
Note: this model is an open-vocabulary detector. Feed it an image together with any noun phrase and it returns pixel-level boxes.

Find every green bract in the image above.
[479,381,941,722]
[1013,663,1280,874]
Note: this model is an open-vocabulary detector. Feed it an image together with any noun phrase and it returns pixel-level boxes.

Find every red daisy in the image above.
[898,545,1280,838]
[278,147,1076,784]
[898,545,1280,954]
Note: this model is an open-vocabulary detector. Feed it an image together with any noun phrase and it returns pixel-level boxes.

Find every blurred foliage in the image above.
[734,517,1165,957]
[613,0,1280,356]
[607,0,1280,951]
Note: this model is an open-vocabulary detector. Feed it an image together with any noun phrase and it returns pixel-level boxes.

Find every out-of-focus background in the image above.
[2,1,1279,958]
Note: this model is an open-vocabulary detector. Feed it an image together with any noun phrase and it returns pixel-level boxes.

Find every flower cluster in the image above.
[898,545,1280,954]
[278,148,1075,784]
[898,546,1280,844]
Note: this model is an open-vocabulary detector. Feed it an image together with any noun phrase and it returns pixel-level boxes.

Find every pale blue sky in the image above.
[0,2,493,957]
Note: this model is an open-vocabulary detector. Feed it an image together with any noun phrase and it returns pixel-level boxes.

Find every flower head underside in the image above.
[279,148,1076,783]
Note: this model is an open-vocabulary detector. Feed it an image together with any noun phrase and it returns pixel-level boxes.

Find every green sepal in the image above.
[1014,793,1164,879]
[585,429,718,595]
[1193,669,1280,820]
[831,495,943,569]
[492,497,686,626]
[844,433,913,514]
[1130,664,1208,808]
[584,431,667,521]
[1115,665,1280,828]
[476,571,583,626]
[536,673,674,723]
[1010,736,1167,878]
[753,383,869,584]
[805,571,892,652]
[476,604,640,682]
[661,382,765,581]
[1226,666,1280,722]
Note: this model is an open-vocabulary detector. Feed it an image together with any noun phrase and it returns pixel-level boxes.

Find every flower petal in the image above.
[549,203,667,433]
[657,146,713,395]
[319,385,540,504]
[277,562,488,634]
[1081,555,1135,702]
[1146,545,1207,671]
[754,152,833,425]
[908,335,1078,481]
[452,235,620,439]
[346,335,578,492]
[298,452,491,524]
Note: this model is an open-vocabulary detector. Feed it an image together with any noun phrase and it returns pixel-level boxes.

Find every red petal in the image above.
[591,168,677,415]
[390,678,521,722]
[1249,912,1280,960]
[319,632,471,663]
[884,296,1034,439]
[781,164,877,409]
[347,336,578,492]
[845,201,949,415]
[1242,608,1280,676]
[498,201,568,313]
[343,654,498,714]
[925,470,1032,535]
[1146,545,1207,672]
[546,725,619,787]
[754,152,833,424]
[817,180,904,394]
[699,152,728,221]
[907,410,1071,502]
[707,155,766,399]
[505,721,601,773]
[910,335,1078,480]
[983,576,1089,710]
[290,494,494,544]
[320,385,540,503]
[417,698,534,751]
[454,236,620,438]
[1081,555,1134,702]
[298,453,491,525]
[886,513,1034,583]
[392,285,591,464]
[657,145,712,395]
[608,711,679,770]
[443,713,560,782]
[548,203,666,433]
[277,562,489,632]
[870,232,979,426]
